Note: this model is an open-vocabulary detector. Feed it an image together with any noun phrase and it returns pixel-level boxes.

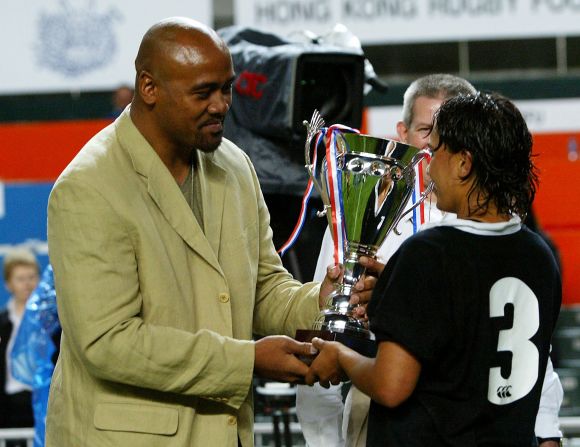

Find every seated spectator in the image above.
[0,248,39,431]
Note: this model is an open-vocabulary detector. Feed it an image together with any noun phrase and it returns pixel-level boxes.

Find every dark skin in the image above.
[349,257,382,321]
[128,17,375,383]
[130,19,234,184]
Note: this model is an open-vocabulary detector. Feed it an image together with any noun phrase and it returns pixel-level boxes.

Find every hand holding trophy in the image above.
[295,110,432,357]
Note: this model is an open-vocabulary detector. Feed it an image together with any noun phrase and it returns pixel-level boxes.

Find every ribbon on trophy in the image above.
[411,154,430,233]
[278,125,360,260]
[277,130,323,257]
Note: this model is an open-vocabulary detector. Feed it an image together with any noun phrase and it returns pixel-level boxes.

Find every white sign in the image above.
[234,0,580,44]
[367,97,580,137]
[1,0,212,94]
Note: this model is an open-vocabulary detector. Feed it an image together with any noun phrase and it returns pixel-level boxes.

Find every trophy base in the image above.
[296,329,377,358]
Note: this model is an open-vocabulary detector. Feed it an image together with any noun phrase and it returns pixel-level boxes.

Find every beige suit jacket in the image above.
[46,109,320,446]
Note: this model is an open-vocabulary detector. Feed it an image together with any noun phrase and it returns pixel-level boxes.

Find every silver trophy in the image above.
[296,110,432,356]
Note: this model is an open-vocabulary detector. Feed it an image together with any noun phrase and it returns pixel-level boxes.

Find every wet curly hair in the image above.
[432,92,538,219]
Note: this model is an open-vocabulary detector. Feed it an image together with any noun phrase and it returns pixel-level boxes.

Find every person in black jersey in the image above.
[305,92,562,447]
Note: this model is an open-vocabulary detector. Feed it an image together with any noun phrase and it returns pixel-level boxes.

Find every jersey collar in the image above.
[421,214,522,236]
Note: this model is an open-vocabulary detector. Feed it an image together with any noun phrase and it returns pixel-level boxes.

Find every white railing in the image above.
[0,428,34,447]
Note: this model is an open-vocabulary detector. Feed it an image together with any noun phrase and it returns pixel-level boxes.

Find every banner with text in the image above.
[366,97,580,137]
[1,0,212,94]
[234,0,580,44]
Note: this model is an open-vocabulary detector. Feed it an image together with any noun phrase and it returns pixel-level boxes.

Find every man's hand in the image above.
[305,337,346,388]
[349,256,385,318]
[319,264,344,310]
[254,336,316,383]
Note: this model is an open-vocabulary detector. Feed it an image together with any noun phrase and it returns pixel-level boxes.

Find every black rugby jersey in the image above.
[367,218,561,447]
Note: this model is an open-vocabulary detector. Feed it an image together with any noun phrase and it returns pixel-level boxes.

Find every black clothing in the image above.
[367,224,561,446]
[0,309,34,428]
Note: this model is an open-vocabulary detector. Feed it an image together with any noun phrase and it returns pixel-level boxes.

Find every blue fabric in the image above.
[11,265,59,447]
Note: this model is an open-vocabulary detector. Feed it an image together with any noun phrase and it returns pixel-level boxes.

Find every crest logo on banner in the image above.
[35,0,121,77]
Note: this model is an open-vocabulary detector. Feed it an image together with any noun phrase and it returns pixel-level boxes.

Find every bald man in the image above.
[46,18,344,446]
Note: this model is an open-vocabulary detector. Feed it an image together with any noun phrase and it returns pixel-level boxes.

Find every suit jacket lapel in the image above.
[115,109,224,277]
[195,151,227,259]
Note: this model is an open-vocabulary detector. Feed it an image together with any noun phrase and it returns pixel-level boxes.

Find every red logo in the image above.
[235,71,267,99]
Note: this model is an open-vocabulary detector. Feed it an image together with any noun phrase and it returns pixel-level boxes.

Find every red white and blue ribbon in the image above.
[411,155,430,233]
[277,131,325,257]
[324,125,359,265]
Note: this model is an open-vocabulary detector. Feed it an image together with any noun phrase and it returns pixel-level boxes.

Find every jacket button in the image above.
[219,293,230,303]
[227,415,237,425]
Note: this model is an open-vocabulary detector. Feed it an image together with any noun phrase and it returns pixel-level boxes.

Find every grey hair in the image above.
[402,74,476,126]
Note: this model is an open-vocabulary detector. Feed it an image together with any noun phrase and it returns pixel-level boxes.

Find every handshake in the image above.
[254,335,348,387]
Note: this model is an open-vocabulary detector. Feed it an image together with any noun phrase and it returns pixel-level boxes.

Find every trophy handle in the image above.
[393,149,434,235]
[303,110,330,214]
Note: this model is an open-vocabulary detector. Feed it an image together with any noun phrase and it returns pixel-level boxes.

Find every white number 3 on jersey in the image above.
[488,277,540,405]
